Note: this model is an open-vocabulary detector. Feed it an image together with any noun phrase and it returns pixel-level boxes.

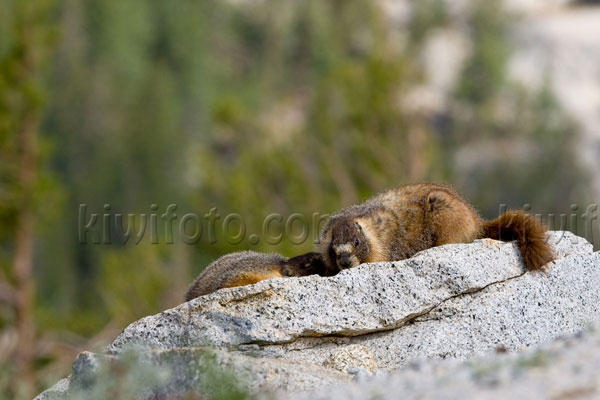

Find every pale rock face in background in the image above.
[504,0,573,13]
[509,7,600,197]
[422,29,471,94]
[36,232,600,399]
[386,0,600,197]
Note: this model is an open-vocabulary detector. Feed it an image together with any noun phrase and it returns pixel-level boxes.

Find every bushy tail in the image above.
[481,210,554,271]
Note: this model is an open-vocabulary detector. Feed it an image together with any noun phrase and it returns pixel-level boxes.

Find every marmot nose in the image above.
[338,254,352,269]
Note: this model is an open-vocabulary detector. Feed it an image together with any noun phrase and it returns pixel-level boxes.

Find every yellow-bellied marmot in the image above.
[319,183,554,272]
[184,251,327,301]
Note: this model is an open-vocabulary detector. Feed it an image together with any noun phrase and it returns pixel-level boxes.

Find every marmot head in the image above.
[323,216,370,270]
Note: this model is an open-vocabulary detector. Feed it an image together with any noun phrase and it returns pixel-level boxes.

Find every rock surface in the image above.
[291,325,600,400]
[36,231,600,399]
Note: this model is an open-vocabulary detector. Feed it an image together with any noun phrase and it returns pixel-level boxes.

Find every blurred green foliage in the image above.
[0,0,593,397]
[64,348,252,400]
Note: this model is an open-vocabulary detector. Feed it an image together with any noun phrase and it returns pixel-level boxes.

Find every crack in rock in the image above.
[107,232,592,355]
[37,232,600,399]
[241,271,529,349]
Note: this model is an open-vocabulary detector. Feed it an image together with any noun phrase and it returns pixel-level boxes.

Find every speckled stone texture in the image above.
[35,232,600,399]
[290,325,600,400]
[255,241,599,370]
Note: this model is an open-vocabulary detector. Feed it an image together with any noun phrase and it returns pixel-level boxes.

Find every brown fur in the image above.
[223,270,284,289]
[184,251,327,301]
[282,252,337,277]
[481,210,554,270]
[319,183,554,272]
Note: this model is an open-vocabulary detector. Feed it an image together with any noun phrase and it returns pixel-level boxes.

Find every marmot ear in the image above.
[426,190,450,213]
[354,221,364,233]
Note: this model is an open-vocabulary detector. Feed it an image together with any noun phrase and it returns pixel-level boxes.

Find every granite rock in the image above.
[291,325,600,400]
[36,232,600,399]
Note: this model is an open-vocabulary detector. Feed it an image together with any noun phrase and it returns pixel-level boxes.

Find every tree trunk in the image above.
[13,113,38,399]
[12,14,40,396]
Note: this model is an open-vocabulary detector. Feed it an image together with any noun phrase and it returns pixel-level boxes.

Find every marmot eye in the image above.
[354,239,360,246]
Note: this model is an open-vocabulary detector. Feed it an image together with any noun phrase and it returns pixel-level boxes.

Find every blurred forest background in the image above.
[0,0,598,398]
